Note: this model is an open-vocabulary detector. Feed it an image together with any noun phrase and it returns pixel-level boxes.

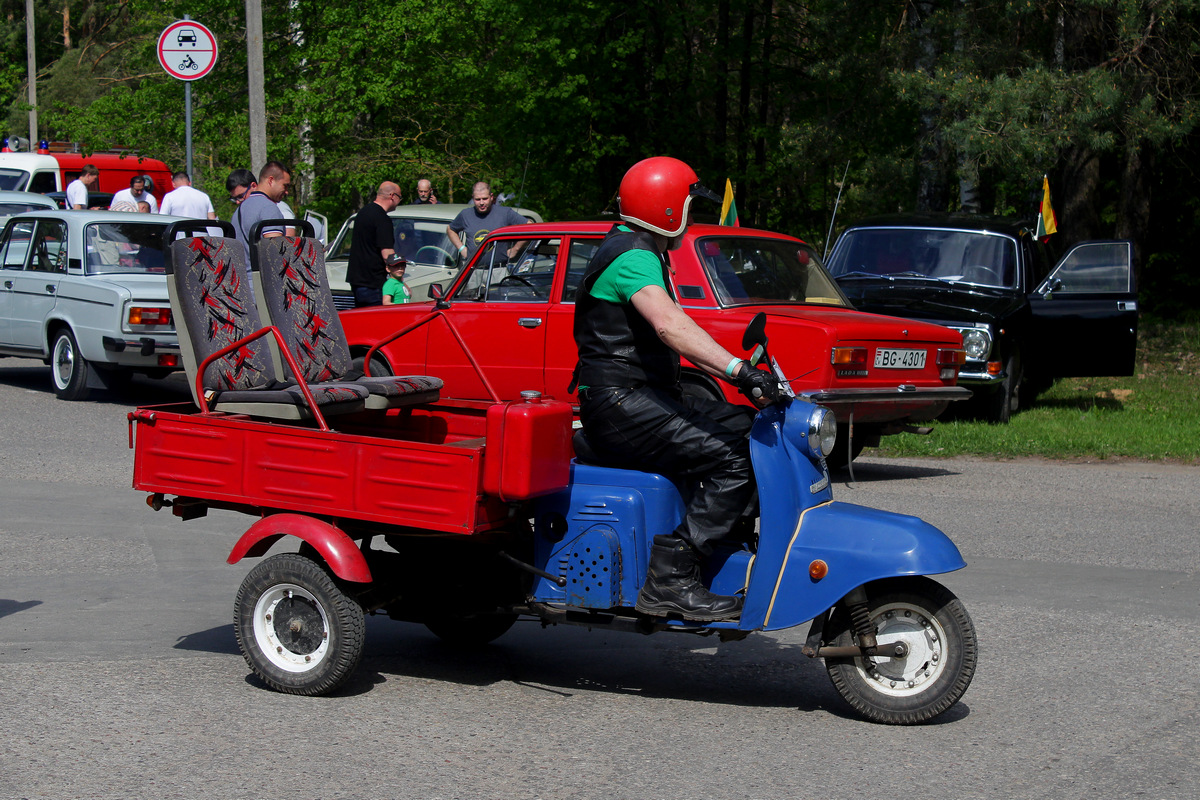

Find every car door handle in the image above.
[3,280,11,289]
[45,284,57,294]
[1118,300,1137,311]
[518,317,543,328]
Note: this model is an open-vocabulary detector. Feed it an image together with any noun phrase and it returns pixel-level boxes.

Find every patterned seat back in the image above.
[164,221,275,404]
[251,223,353,384]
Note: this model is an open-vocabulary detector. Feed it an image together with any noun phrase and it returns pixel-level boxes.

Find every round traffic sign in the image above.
[157,21,218,81]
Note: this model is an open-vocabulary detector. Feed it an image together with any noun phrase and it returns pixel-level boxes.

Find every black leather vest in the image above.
[573,226,680,390]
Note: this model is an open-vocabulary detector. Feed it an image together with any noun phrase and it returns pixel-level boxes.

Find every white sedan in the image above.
[0,209,186,399]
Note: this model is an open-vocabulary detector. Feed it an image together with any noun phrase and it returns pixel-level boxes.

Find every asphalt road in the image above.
[1,357,1198,800]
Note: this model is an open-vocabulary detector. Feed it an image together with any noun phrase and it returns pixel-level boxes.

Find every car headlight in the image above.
[808,405,838,459]
[957,327,992,360]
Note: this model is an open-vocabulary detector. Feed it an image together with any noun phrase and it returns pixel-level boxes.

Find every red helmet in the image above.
[618,157,720,238]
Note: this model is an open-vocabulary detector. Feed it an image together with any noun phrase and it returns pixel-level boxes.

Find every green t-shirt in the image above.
[382,276,411,303]
[588,228,665,303]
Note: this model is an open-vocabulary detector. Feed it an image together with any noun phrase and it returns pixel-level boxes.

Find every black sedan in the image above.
[825,214,1136,422]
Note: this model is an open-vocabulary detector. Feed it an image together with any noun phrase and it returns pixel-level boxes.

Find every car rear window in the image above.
[84,222,168,275]
[695,236,851,307]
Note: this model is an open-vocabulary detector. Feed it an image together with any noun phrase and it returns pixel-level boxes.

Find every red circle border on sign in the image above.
[157,21,218,82]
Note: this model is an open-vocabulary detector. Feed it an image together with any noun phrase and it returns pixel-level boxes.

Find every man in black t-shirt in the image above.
[347,182,402,307]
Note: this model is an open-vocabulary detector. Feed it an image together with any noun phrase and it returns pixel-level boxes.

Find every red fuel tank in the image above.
[483,391,573,502]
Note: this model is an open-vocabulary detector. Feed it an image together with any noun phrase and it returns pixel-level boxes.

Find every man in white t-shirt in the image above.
[110,175,159,213]
[66,164,100,209]
[159,172,216,219]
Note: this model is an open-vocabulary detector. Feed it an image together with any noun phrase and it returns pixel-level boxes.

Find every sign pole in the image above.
[185,81,193,179]
[184,15,194,179]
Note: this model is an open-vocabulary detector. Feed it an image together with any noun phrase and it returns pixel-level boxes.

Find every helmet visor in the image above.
[689,180,721,204]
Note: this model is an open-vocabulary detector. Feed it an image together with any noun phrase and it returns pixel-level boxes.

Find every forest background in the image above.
[3,0,1198,320]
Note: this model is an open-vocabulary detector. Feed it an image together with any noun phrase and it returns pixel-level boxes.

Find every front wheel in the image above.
[824,576,977,724]
[234,553,366,695]
[982,349,1022,423]
[50,328,91,401]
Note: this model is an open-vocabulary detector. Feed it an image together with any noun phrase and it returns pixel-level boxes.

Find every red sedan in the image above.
[338,220,969,466]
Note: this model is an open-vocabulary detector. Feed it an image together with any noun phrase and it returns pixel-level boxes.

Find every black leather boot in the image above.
[635,535,743,621]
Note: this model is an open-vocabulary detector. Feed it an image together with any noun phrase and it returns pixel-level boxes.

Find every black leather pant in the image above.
[579,384,756,555]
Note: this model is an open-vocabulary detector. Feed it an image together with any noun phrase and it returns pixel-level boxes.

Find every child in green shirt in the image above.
[382,255,411,305]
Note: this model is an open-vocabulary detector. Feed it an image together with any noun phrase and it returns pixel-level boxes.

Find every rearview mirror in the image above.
[742,312,768,352]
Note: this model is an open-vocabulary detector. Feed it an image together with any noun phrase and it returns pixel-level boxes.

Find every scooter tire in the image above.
[824,576,977,725]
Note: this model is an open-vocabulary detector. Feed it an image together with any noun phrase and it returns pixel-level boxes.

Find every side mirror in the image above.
[742,312,768,351]
[428,283,450,310]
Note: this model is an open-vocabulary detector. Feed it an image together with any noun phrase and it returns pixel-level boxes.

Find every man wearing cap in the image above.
[571,156,781,622]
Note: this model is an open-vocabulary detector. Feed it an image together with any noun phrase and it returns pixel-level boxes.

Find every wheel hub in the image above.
[253,584,330,672]
[858,604,947,697]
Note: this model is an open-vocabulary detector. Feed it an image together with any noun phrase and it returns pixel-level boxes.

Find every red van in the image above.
[0,152,174,203]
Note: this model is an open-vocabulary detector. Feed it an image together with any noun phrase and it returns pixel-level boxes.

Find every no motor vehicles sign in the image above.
[158,21,218,81]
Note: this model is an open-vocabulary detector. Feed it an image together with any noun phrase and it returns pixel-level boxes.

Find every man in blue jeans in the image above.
[347,181,402,307]
[572,157,781,621]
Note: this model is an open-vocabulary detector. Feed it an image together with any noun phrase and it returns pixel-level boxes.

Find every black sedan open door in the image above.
[1027,240,1137,378]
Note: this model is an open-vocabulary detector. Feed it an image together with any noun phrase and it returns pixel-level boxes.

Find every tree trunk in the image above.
[1058,146,1102,246]
[1116,141,1151,280]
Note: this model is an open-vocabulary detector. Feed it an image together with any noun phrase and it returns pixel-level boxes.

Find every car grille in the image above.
[332,291,355,311]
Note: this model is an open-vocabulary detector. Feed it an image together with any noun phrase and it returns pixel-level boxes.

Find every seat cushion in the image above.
[210,381,369,420]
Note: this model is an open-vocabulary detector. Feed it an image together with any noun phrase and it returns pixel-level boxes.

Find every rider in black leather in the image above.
[572,157,781,622]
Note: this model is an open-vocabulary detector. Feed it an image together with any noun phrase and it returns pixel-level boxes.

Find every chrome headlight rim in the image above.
[807,405,838,460]
[955,326,992,361]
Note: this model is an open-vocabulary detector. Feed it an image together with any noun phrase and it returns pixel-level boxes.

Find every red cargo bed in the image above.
[129,398,567,534]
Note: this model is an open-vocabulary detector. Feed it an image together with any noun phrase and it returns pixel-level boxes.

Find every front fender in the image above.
[227,513,372,584]
[757,501,965,631]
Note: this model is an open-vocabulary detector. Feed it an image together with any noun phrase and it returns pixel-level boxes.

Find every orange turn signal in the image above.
[831,347,868,367]
[129,306,172,326]
[809,559,829,580]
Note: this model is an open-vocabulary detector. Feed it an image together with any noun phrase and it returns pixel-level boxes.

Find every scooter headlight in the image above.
[808,406,838,459]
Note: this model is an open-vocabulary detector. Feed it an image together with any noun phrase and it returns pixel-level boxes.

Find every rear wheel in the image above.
[234,553,365,695]
[825,576,977,724]
[50,328,90,401]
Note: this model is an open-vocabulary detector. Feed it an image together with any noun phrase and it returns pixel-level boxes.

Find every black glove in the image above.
[735,360,783,406]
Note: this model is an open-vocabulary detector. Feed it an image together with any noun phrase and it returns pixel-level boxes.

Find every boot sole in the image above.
[635,598,741,622]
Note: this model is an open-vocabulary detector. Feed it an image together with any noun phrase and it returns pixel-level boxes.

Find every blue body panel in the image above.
[750,501,966,630]
[530,399,966,632]
[531,462,685,606]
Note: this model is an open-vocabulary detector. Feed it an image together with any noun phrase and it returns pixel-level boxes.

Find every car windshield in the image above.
[330,216,458,269]
[827,227,1018,289]
[0,169,29,191]
[695,236,851,307]
[84,221,168,275]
